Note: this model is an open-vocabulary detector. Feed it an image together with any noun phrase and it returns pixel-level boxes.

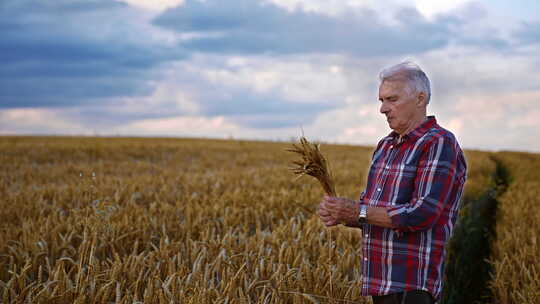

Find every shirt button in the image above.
[364,257,368,261]
[390,145,393,149]
[377,188,381,191]
[385,165,390,169]
[365,234,368,237]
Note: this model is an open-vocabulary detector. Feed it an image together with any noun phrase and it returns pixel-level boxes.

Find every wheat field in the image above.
[488,152,540,303]
[0,136,534,303]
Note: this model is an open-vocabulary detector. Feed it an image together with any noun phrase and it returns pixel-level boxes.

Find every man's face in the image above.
[378,79,421,134]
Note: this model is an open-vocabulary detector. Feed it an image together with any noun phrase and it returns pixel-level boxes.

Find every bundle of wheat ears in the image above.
[287,136,337,196]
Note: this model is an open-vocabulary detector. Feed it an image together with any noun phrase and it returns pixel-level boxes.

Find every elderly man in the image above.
[319,62,467,304]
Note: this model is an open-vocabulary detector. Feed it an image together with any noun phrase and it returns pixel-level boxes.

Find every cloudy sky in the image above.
[1,0,539,152]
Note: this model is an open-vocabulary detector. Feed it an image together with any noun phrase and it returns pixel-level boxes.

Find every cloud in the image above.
[265,0,474,20]
[121,56,348,129]
[115,115,240,138]
[153,0,455,56]
[4,54,344,131]
[413,0,473,18]
[447,91,540,151]
[0,108,88,135]
[0,0,184,108]
[120,0,185,12]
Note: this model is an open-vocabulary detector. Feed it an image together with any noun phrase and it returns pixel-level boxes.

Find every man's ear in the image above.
[416,92,427,107]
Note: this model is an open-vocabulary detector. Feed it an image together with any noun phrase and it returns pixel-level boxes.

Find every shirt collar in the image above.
[386,115,437,143]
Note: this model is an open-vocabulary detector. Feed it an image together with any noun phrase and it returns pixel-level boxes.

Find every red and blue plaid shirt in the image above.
[359,115,467,301]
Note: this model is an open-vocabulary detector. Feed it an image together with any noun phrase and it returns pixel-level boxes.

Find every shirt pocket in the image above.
[389,163,418,205]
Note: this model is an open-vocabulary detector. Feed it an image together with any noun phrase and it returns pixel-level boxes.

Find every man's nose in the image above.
[380,102,389,114]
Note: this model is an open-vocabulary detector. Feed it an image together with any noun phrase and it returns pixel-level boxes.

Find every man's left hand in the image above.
[320,196,360,227]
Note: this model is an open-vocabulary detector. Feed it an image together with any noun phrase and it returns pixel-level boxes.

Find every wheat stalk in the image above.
[287,136,337,196]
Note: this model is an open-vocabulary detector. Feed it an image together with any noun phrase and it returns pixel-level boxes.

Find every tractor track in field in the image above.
[442,154,510,304]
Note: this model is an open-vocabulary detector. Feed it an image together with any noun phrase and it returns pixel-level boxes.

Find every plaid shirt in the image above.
[359,115,467,301]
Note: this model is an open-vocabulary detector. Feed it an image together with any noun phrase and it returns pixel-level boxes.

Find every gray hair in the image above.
[379,61,431,104]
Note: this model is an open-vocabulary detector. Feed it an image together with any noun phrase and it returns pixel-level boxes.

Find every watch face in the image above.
[358,206,367,224]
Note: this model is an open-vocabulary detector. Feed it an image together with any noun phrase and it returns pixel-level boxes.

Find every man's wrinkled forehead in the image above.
[379,78,408,91]
[380,71,410,85]
[379,76,413,95]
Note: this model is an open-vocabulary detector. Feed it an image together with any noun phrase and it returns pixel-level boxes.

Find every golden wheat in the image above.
[287,137,337,196]
[488,152,540,303]
[0,136,501,303]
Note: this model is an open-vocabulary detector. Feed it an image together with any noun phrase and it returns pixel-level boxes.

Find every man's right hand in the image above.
[318,196,339,227]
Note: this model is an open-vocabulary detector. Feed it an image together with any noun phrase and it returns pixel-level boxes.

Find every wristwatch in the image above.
[358,205,368,224]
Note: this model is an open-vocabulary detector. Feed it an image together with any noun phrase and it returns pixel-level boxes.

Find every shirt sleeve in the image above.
[386,135,460,232]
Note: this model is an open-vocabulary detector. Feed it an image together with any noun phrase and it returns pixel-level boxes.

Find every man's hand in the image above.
[318,195,360,227]
[318,196,339,227]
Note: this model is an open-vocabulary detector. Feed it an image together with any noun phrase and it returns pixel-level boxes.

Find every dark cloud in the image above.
[0,0,184,108]
[0,77,153,108]
[153,0,453,56]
